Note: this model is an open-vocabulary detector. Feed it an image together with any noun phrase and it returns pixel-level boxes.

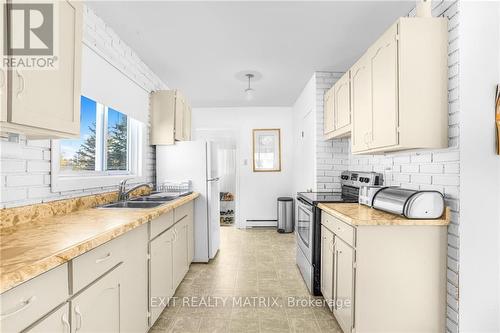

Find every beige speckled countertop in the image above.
[0,193,199,294]
[318,203,450,226]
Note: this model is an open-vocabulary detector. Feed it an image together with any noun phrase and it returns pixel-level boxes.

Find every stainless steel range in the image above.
[296,171,383,295]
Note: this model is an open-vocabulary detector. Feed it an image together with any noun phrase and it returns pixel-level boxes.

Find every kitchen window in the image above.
[52,96,147,192]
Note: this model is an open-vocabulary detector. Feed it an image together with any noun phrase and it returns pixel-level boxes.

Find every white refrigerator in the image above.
[156,141,221,262]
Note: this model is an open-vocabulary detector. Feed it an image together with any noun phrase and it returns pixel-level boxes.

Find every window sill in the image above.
[51,173,147,193]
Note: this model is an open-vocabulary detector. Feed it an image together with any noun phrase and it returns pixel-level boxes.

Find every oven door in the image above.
[296,199,314,262]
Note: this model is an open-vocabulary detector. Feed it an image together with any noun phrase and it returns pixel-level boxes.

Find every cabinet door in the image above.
[320,226,334,311]
[351,55,372,153]
[0,0,6,121]
[173,220,189,289]
[323,88,335,135]
[333,239,355,333]
[334,72,351,131]
[9,0,82,136]
[174,92,185,141]
[149,229,174,325]
[370,24,399,149]
[28,304,70,333]
[71,267,121,333]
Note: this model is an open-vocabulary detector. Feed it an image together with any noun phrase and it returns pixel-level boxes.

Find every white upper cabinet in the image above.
[1,0,83,139]
[333,71,351,135]
[351,17,448,154]
[324,71,351,140]
[369,23,399,150]
[151,89,192,145]
[323,87,335,137]
[351,54,372,152]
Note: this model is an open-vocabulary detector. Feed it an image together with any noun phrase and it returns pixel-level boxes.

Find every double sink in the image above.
[99,193,186,209]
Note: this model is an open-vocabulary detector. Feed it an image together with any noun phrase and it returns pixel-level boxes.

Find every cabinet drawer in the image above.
[0,264,68,332]
[150,210,174,239]
[321,212,356,248]
[72,238,124,292]
[174,201,193,223]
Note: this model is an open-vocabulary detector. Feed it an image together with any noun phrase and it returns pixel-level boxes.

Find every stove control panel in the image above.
[340,171,383,188]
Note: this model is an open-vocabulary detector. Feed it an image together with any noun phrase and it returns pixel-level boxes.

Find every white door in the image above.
[9,0,82,136]
[28,304,70,333]
[207,178,220,259]
[333,238,355,333]
[149,229,173,325]
[370,24,399,149]
[71,267,121,333]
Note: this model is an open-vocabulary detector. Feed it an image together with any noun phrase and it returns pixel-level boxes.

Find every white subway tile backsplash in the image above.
[420,164,444,174]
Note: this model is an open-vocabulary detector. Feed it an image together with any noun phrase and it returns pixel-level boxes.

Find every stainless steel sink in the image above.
[99,201,166,209]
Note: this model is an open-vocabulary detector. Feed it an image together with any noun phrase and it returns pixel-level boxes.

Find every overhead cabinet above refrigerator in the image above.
[150,90,192,145]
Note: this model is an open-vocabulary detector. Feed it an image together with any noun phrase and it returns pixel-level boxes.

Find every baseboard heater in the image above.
[246,219,277,228]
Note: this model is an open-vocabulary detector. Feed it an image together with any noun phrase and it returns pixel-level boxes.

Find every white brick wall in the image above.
[319,2,461,331]
[314,72,349,191]
[0,6,167,208]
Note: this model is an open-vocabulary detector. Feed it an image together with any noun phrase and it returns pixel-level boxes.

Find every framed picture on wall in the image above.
[252,129,281,172]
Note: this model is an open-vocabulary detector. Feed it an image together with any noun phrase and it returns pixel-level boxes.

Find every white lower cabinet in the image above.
[27,303,70,333]
[173,219,189,289]
[332,238,355,333]
[71,265,122,333]
[0,264,69,333]
[0,199,196,333]
[149,229,174,325]
[320,226,334,310]
[320,210,447,333]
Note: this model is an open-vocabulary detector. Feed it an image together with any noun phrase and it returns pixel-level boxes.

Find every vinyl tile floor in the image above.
[150,227,342,333]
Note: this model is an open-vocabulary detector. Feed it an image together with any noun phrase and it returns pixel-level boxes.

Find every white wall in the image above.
[292,74,316,195]
[192,107,294,228]
[0,6,166,208]
[459,2,500,331]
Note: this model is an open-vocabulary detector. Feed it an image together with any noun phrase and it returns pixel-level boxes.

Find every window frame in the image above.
[51,99,147,192]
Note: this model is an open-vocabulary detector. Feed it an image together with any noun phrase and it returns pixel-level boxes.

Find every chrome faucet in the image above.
[118,179,152,201]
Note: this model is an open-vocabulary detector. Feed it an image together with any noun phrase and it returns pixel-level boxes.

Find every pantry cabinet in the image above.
[151,90,192,145]
[351,17,448,154]
[1,0,83,139]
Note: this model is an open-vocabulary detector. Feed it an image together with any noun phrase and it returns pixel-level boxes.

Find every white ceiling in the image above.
[87,1,414,107]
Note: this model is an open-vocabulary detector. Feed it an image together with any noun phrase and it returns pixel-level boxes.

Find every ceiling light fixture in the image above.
[244,73,255,101]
